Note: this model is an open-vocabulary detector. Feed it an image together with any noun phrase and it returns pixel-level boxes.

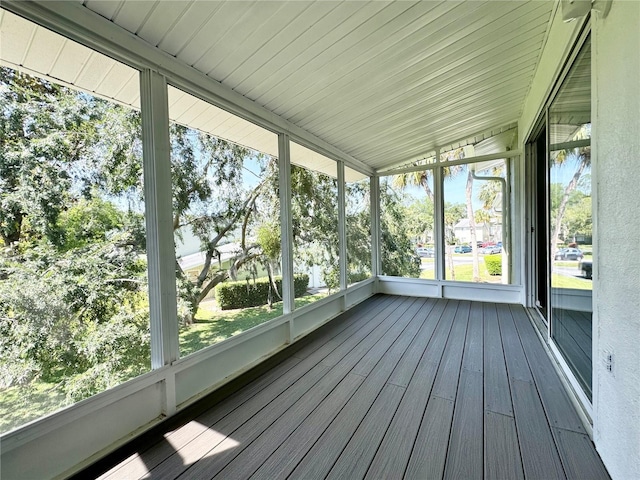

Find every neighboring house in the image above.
[453,219,493,244]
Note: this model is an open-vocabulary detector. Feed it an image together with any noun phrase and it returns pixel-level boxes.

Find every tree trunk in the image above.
[551,159,588,258]
[466,170,480,282]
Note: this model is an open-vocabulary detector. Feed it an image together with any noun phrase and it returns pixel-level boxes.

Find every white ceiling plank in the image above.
[179,1,259,67]
[313,34,545,141]
[49,40,92,85]
[244,1,390,103]
[192,1,284,75]
[275,1,482,118]
[157,2,225,57]
[234,1,365,96]
[356,95,526,163]
[75,50,121,92]
[179,99,215,127]
[305,29,545,139]
[344,82,530,155]
[209,1,313,84]
[22,26,66,75]
[95,60,138,98]
[0,11,37,65]
[136,1,192,47]
[84,0,124,20]
[115,72,140,107]
[259,1,426,113]
[222,1,344,91]
[290,3,551,129]
[112,0,157,35]
[296,2,549,131]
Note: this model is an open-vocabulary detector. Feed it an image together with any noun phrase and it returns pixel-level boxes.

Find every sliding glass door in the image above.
[532,35,593,400]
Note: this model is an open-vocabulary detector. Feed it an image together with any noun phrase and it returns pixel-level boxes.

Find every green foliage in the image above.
[404,195,434,242]
[290,165,340,287]
[256,223,281,260]
[444,202,466,245]
[346,179,372,281]
[348,271,370,284]
[484,254,502,275]
[379,180,421,278]
[0,67,150,421]
[214,275,309,310]
[0,240,150,400]
[57,197,123,250]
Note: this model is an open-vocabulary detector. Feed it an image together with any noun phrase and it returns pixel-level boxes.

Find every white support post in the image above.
[434,149,445,286]
[338,161,349,311]
[370,175,381,280]
[278,134,295,323]
[140,70,179,372]
[338,161,347,297]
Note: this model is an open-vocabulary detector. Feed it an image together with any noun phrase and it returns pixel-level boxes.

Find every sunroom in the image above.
[0,1,638,479]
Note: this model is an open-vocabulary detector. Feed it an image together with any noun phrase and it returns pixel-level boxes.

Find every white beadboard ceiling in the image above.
[1,1,558,172]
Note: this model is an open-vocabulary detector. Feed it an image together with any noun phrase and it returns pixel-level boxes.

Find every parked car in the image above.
[416,247,434,258]
[454,245,472,253]
[554,247,583,261]
[579,258,593,279]
[485,245,502,254]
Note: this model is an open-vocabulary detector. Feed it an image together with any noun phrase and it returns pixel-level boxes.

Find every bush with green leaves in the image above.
[215,274,309,310]
[0,239,150,401]
[484,254,502,275]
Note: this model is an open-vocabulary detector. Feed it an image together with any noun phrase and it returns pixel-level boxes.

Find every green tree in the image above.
[379,180,420,278]
[550,133,591,255]
[346,179,372,282]
[404,196,434,245]
[0,67,150,411]
[290,165,340,292]
[256,222,281,308]
[169,124,280,319]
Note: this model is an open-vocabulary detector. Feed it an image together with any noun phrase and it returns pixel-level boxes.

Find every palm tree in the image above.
[392,148,485,281]
[550,146,591,258]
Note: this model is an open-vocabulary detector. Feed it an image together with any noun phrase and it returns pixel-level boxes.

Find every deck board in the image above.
[443,368,483,480]
[510,305,587,434]
[89,295,610,480]
[485,411,525,480]
[484,303,513,416]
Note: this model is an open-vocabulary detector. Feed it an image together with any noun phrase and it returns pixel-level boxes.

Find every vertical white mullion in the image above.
[338,161,347,293]
[434,150,445,283]
[370,175,381,278]
[278,134,295,319]
[140,69,179,370]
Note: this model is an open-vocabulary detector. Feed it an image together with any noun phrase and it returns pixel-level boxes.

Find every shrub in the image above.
[348,271,370,284]
[484,254,502,275]
[215,274,309,310]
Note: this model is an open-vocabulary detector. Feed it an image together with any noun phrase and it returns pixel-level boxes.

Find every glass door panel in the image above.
[548,38,593,399]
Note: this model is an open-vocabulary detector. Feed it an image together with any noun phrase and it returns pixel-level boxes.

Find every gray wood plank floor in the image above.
[96,295,609,480]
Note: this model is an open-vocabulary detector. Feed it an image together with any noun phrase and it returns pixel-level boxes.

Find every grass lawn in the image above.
[449,263,503,282]
[0,292,327,434]
[552,274,592,290]
[179,292,327,357]
[0,380,68,434]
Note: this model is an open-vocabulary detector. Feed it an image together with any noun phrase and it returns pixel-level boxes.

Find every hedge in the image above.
[348,272,371,284]
[484,254,502,275]
[215,274,309,310]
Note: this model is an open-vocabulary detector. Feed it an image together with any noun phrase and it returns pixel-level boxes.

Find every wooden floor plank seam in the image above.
[81,296,610,480]
[183,296,421,479]
[174,297,421,479]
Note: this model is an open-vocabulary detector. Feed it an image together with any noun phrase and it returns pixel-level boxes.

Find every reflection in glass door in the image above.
[547,37,593,400]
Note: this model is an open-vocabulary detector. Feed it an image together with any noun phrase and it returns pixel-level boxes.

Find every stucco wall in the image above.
[592,2,640,479]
